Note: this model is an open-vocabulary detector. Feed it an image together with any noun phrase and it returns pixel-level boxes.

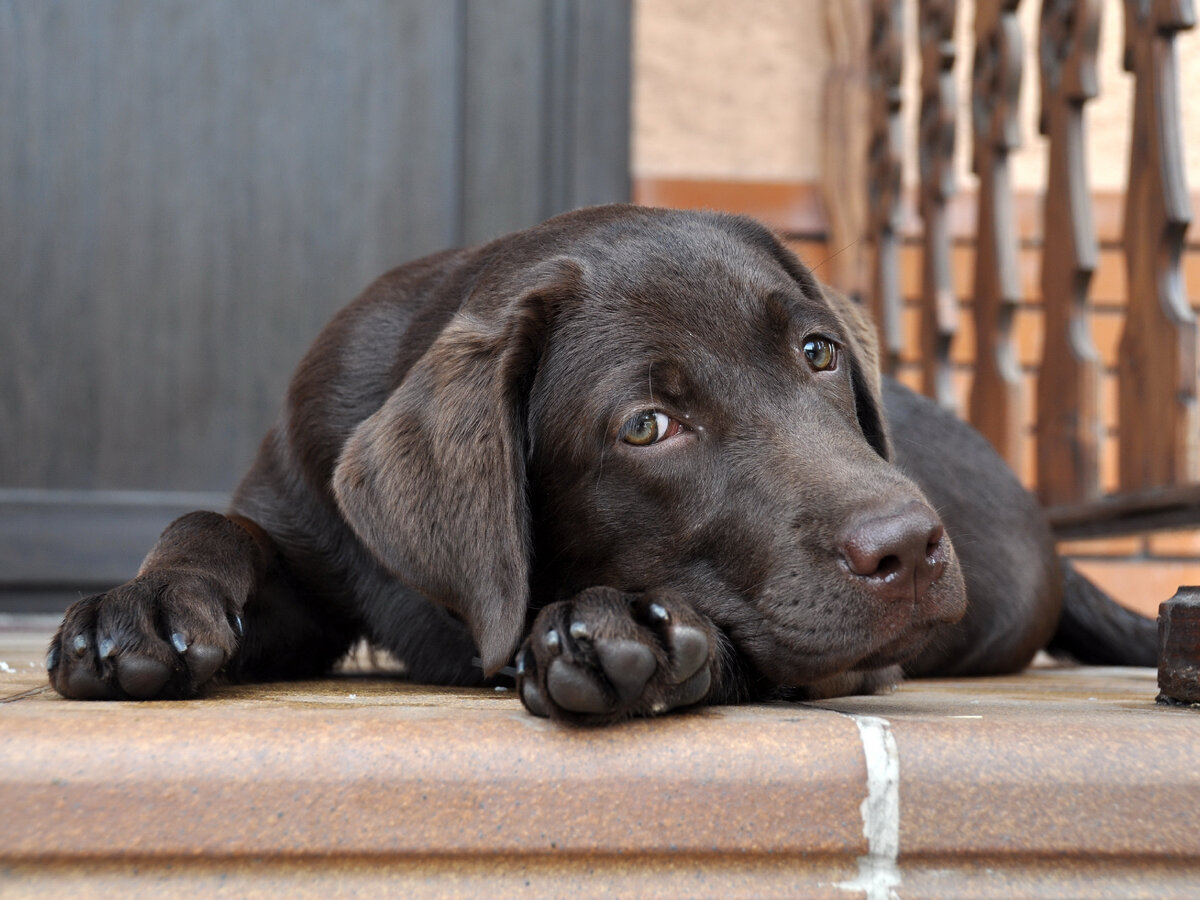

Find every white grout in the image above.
[835,714,901,900]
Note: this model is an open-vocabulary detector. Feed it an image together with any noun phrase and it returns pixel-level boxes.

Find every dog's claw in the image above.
[545,628,561,652]
[668,625,708,683]
[45,647,60,672]
[71,634,88,656]
[648,602,670,623]
[674,666,712,707]
[568,621,590,640]
[520,679,550,717]
[97,637,116,660]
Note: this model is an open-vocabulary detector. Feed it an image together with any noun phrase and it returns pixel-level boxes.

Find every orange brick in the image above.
[952,245,975,300]
[1184,249,1200,304]
[1069,558,1200,619]
[951,368,972,414]
[899,243,923,301]
[1147,529,1200,559]
[1019,247,1042,301]
[1022,371,1037,425]
[1090,308,1125,370]
[1015,306,1043,369]
[1056,535,1146,558]
[1017,432,1036,489]
[1100,433,1120,494]
[1091,249,1127,305]
[789,240,829,270]
[952,305,976,366]
[1101,373,1119,432]
[895,364,923,394]
[900,303,922,364]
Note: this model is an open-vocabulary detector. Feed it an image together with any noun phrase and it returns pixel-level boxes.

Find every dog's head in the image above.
[333,205,966,683]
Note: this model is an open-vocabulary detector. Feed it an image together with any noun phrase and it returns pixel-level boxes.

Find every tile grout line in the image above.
[835,713,901,900]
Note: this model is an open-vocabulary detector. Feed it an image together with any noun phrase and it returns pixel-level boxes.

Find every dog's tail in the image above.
[1047,561,1158,666]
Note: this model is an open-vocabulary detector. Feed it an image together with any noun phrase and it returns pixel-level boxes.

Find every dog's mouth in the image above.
[850,627,935,671]
[749,579,960,685]
[744,619,930,686]
[840,571,966,673]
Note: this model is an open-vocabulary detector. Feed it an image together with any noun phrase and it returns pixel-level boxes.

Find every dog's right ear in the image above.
[331,257,582,675]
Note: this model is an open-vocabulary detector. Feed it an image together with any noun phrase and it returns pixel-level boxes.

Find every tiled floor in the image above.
[3,617,1200,898]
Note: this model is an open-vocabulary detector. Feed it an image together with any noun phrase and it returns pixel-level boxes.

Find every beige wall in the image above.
[634,0,1200,192]
[634,0,829,181]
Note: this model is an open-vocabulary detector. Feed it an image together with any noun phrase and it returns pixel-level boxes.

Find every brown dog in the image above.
[48,205,1156,723]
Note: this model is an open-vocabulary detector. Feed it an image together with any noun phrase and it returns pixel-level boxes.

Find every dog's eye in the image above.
[801,336,839,372]
[620,410,681,446]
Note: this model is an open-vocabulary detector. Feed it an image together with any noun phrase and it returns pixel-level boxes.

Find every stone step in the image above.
[2,620,1199,898]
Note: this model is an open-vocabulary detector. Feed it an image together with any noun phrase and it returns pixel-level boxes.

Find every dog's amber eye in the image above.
[802,337,838,372]
[621,411,679,446]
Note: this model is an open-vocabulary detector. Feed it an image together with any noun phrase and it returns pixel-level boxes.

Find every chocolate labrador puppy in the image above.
[48,205,1156,723]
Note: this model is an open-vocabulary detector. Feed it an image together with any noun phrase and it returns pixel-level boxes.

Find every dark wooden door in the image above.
[0,0,631,610]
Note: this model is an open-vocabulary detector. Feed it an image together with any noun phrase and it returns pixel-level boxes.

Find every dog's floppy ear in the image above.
[819,283,893,461]
[331,258,581,674]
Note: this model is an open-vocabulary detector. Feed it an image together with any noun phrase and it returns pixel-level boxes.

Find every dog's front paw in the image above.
[48,571,244,700]
[516,587,716,724]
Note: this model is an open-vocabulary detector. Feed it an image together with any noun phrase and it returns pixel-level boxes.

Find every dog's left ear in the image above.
[332,257,581,675]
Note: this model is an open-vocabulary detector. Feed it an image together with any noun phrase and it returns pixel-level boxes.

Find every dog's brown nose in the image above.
[840,501,947,602]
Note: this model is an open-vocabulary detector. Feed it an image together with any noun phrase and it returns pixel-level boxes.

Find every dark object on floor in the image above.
[1158,587,1200,706]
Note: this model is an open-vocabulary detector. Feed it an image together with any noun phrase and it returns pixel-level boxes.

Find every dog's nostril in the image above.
[925,523,945,558]
[873,554,902,581]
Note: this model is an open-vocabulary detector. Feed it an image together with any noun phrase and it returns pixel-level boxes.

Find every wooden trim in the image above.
[0,490,229,588]
[1048,484,1200,539]
[633,177,1200,248]
[632,178,829,237]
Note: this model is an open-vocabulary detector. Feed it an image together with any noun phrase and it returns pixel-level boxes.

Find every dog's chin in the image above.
[851,627,935,671]
[760,622,937,687]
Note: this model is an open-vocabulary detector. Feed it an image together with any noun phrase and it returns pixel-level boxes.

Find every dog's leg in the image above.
[515,586,726,724]
[47,511,354,700]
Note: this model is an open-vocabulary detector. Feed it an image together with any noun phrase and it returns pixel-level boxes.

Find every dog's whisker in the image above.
[808,237,863,276]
